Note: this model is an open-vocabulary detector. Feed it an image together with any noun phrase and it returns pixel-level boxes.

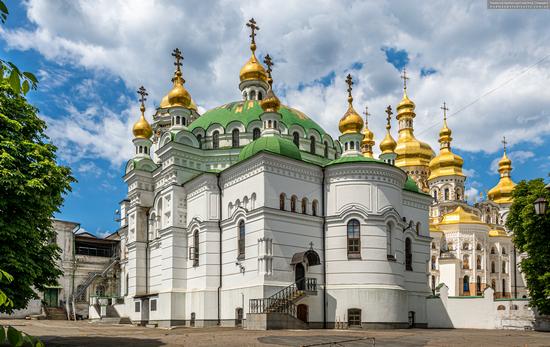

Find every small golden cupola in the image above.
[379,105,397,155]
[133,86,153,139]
[428,102,465,181]
[259,54,281,113]
[488,137,516,204]
[338,74,364,135]
[239,18,268,84]
[360,106,375,158]
[166,48,192,108]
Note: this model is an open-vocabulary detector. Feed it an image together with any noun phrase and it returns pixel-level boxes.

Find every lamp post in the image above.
[534,183,550,216]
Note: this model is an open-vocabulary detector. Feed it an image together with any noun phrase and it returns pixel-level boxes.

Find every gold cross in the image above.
[502,136,507,152]
[264,53,273,78]
[345,74,353,97]
[246,18,259,45]
[137,86,148,106]
[385,105,393,128]
[440,102,449,121]
[171,48,183,70]
[400,67,410,91]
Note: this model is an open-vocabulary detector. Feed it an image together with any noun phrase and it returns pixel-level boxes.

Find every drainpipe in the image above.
[71,223,80,321]
[513,246,517,298]
[321,167,327,329]
[216,173,223,326]
[145,209,150,295]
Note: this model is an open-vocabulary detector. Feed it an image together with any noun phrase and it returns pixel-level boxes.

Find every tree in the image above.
[506,178,550,315]
[0,81,75,312]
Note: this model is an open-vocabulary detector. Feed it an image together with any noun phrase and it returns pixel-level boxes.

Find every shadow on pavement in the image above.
[38,335,165,347]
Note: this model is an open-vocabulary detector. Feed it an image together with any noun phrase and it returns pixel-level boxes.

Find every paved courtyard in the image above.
[1,319,548,347]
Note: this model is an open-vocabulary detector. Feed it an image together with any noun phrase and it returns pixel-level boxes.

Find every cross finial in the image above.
[385,105,393,129]
[171,48,183,71]
[137,86,148,106]
[264,54,273,85]
[246,18,259,50]
[363,105,370,125]
[400,67,410,91]
[502,136,507,152]
[440,102,449,121]
[309,241,314,250]
[345,74,353,104]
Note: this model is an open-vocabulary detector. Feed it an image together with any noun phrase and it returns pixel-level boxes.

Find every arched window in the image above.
[258,91,263,100]
[386,223,393,257]
[455,188,461,201]
[238,220,245,259]
[293,132,300,147]
[476,276,481,294]
[250,90,256,100]
[463,276,470,294]
[253,128,261,140]
[309,136,316,154]
[347,219,360,257]
[463,255,469,269]
[324,141,329,158]
[502,278,506,296]
[268,120,272,128]
[490,247,495,254]
[502,247,506,255]
[301,198,308,214]
[212,131,220,149]
[196,134,202,149]
[232,129,240,147]
[502,261,506,274]
[415,222,421,235]
[279,193,286,210]
[347,308,361,327]
[444,188,449,200]
[290,195,297,212]
[345,142,348,151]
[491,261,496,273]
[350,141,355,150]
[405,238,412,271]
[476,255,482,270]
[192,230,199,267]
[312,200,318,216]
[476,243,482,251]
[273,120,277,128]
[463,243,469,250]
[432,190,438,202]
[125,274,129,296]
[431,255,436,270]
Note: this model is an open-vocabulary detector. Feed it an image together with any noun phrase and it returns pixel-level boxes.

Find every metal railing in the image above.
[249,277,317,317]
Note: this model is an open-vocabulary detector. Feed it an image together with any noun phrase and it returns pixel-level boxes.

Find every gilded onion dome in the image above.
[338,75,364,134]
[260,54,280,113]
[160,93,197,110]
[428,105,464,180]
[380,105,397,154]
[361,107,375,157]
[133,89,153,139]
[394,90,434,167]
[488,140,516,204]
[164,48,192,108]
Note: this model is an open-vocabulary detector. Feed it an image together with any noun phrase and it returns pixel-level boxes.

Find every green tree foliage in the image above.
[0,81,75,312]
[506,178,550,315]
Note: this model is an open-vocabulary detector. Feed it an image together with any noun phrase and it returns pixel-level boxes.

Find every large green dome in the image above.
[189,100,327,136]
[239,136,302,161]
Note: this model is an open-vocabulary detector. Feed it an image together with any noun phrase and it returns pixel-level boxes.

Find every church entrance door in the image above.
[297,304,308,323]
[295,263,305,290]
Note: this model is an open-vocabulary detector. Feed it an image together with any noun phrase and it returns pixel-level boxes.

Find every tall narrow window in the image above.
[196,134,202,149]
[405,238,412,271]
[502,247,506,255]
[463,275,470,294]
[212,131,220,149]
[290,195,297,212]
[350,141,355,150]
[476,255,482,270]
[386,223,393,257]
[431,255,436,270]
[232,129,240,147]
[324,141,329,158]
[491,261,495,273]
[347,219,360,257]
[502,261,506,274]
[491,247,495,254]
[279,193,286,210]
[502,279,506,296]
[125,274,129,296]
[347,308,361,328]
[476,276,481,294]
[193,230,199,267]
[293,132,300,147]
[444,188,449,200]
[432,190,438,202]
[312,200,318,217]
[301,198,307,214]
[463,255,469,269]
[310,136,316,154]
[253,128,261,140]
[238,220,245,259]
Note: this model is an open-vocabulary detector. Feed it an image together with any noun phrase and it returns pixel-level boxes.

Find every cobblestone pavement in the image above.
[1,319,549,346]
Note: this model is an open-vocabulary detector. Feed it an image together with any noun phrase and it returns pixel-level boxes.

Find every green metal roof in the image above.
[189,100,327,136]
[404,177,420,192]
[325,155,385,166]
[239,136,302,161]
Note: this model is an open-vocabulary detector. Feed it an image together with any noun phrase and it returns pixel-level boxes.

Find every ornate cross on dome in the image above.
[345,74,353,102]
[440,102,449,121]
[264,54,273,85]
[172,48,183,71]
[246,18,259,46]
[400,67,410,91]
[363,106,370,125]
[385,105,393,129]
[502,136,507,152]
[137,86,148,106]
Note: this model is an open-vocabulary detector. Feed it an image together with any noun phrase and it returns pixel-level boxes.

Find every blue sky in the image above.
[1,1,549,236]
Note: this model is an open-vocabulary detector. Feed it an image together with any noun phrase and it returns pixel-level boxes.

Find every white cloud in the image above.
[2,0,550,165]
[77,161,103,177]
[463,168,476,178]
[489,150,534,173]
[465,187,479,205]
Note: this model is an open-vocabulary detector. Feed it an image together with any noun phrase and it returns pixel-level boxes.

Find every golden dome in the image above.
[489,228,508,237]
[260,88,281,113]
[160,94,170,108]
[360,109,375,157]
[240,51,268,83]
[394,91,434,167]
[488,149,516,204]
[133,104,153,139]
[339,75,364,135]
[430,223,443,233]
[380,106,397,155]
[428,113,464,180]
[167,69,192,108]
[439,206,485,225]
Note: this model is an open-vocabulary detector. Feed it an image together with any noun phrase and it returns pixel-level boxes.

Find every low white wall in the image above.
[0,299,42,319]
[427,285,534,329]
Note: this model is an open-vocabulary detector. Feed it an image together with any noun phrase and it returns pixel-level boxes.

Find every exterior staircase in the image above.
[45,306,67,320]
[73,255,120,301]
[247,278,317,330]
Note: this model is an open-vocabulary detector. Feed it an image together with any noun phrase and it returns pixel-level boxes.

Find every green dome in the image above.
[404,177,420,192]
[189,100,327,136]
[239,136,302,161]
[325,155,384,166]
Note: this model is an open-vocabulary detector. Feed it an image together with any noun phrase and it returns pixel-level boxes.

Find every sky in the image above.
[1,0,549,237]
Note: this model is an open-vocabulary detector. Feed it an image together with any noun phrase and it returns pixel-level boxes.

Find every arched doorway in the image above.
[297,304,308,323]
[295,263,305,290]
